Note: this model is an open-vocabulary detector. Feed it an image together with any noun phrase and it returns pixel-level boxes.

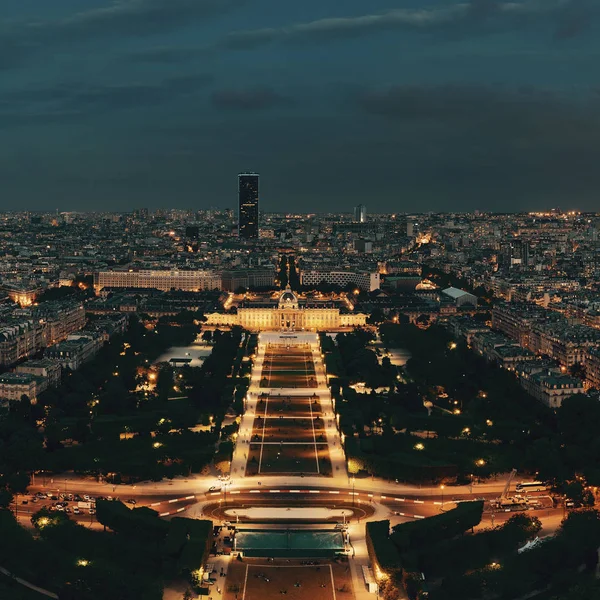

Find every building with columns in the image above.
[206,286,366,331]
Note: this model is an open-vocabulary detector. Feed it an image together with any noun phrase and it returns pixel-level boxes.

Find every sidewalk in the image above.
[0,566,59,599]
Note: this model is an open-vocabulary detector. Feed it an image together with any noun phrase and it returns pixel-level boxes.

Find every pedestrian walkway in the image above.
[0,566,59,599]
[232,331,348,483]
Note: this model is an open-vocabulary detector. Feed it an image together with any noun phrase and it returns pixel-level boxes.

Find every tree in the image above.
[202,330,212,343]
[569,362,586,380]
[367,308,385,325]
[156,365,174,401]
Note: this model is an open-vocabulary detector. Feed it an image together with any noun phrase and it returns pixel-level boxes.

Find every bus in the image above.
[515,481,548,493]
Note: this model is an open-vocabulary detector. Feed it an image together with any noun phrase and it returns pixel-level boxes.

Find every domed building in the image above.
[206,285,366,331]
[278,285,299,310]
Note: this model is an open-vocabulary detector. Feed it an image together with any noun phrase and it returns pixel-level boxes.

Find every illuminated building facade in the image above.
[206,286,366,331]
[94,270,221,292]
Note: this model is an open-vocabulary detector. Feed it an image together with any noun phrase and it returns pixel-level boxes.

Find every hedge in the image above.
[366,520,402,574]
[391,501,483,553]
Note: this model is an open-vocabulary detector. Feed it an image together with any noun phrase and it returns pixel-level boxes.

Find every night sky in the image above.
[1,0,599,212]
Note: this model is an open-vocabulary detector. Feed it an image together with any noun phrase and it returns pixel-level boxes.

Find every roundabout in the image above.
[201,497,376,524]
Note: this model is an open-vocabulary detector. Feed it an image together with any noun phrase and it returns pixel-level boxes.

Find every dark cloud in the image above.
[0,74,213,126]
[222,0,595,49]
[0,0,244,68]
[126,46,201,64]
[34,0,244,40]
[553,0,595,39]
[211,87,292,110]
[354,83,600,178]
[357,84,565,122]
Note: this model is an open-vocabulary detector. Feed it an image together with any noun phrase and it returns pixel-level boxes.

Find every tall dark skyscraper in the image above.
[238,173,259,239]
[353,204,366,223]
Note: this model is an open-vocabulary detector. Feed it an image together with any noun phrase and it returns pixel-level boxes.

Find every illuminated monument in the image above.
[206,285,366,331]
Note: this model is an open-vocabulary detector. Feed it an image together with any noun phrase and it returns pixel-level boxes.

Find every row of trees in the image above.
[433,510,600,600]
[379,321,600,491]
[1,314,247,492]
[367,502,486,599]
[0,498,214,598]
[367,503,599,600]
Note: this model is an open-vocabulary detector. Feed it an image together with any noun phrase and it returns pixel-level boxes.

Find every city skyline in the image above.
[1,1,599,212]
[1,206,600,598]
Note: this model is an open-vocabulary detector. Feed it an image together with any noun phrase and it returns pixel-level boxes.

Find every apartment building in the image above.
[221,268,275,291]
[491,303,548,348]
[471,331,537,370]
[300,270,380,291]
[0,320,47,366]
[584,347,600,390]
[15,359,62,388]
[519,366,585,409]
[45,334,103,370]
[529,323,600,369]
[95,269,221,292]
[0,372,44,402]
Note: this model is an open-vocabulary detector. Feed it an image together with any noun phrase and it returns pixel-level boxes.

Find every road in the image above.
[14,334,572,547]
[17,476,565,534]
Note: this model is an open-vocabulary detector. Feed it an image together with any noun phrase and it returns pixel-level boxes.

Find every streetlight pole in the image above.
[352,476,355,508]
[440,485,445,511]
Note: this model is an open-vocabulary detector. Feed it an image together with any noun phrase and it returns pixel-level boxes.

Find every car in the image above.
[31,497,39,503]
[64,507,71,514]
[55,505,65,512]
[50,495,58,501]
[83,495,92,501]
[73,494,83,502]
[73,507,81,515]
[21,500,28,505]
[208,486,221,493]
[126,499,137,505]
[89,508,96,515]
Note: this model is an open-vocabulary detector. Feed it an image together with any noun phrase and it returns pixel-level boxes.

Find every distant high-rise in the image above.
[238,173,259,239]
[353,204,366,223]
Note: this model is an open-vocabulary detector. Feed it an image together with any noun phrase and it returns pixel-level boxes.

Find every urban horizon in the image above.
[2,1,600,599]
